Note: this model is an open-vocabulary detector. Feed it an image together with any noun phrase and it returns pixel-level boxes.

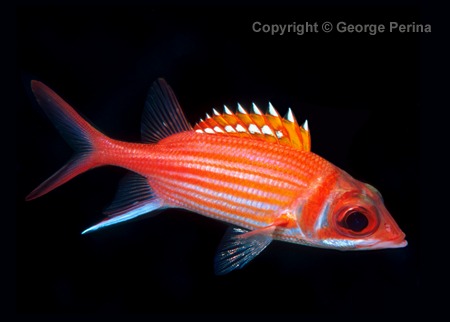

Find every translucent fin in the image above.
[26,154,95,201]
[30,80,98,153]
[141,78,192,143]
[214,226,275,275]
[193,103,311,151]
[82,173,165,234]
[81,200,164,234]
[104,173,155,216]
[26,81,109,201]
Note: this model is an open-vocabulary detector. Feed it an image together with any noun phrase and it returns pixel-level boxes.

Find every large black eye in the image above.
[335,206,379,238]
[345,211,369,232]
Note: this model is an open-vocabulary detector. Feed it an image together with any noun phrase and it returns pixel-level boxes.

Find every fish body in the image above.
[26,78,407,274]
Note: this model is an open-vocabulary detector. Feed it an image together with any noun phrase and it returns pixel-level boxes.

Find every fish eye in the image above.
[343,211,368,232]
[335,206,379,238]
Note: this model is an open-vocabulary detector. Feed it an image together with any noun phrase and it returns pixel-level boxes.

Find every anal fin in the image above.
[82,173,165,234]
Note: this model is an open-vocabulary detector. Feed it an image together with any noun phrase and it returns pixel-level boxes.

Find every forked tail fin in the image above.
[26,81,110,201]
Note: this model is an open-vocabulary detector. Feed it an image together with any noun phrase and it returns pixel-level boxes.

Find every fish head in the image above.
[310,171,407,250]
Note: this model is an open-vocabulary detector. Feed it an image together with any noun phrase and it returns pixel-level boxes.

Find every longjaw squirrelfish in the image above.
[26,78,407,274]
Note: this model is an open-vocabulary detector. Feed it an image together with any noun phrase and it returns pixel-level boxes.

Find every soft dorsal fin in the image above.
[141,78,192,143]
[193,103,311,151]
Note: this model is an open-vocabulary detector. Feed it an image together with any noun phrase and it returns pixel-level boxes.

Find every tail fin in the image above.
[26,81,108,201]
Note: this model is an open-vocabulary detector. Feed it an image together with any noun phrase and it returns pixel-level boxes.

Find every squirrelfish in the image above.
[26,78,407,274]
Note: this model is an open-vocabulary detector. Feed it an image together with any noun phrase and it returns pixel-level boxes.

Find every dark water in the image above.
[17,4,422,314]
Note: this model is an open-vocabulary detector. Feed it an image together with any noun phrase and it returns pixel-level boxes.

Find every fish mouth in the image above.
[373,239,408,249]
[370,233,408,249]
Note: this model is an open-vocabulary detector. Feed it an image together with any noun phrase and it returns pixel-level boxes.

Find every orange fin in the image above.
[26,81,110,201]
[193,103,311,151]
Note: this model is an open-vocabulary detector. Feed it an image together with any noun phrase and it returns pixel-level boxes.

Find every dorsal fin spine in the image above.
[223,105,233,115]
[303,119,309,132]
[237,103,247,114]
[252,103,263,115]
[282,117,301,149]
[268,102,279,117]
[194,102,311,152]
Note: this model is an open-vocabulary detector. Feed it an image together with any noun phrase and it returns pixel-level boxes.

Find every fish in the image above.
[26,78,407,274]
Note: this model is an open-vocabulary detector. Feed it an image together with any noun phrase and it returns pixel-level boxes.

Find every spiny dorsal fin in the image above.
[141,78,192,143]
[193,103,311,151]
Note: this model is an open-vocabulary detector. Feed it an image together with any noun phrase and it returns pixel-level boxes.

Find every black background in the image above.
[17,3,423,315]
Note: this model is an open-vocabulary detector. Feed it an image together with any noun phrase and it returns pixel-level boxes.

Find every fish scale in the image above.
[137,131,335,230]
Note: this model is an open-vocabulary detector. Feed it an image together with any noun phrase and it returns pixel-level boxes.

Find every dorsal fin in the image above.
[193,103,311,151]
[141,78,192,143]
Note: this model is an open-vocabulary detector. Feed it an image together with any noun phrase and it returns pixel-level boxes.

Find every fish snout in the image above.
[371,221,407,249]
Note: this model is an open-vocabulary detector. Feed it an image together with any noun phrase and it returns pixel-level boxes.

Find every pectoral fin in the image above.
[214,225,276,275]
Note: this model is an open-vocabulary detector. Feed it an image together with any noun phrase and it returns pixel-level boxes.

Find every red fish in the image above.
[27,79,407,274]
